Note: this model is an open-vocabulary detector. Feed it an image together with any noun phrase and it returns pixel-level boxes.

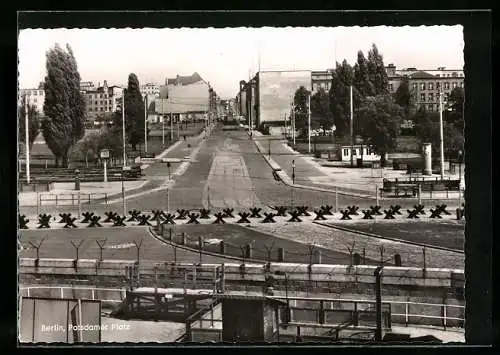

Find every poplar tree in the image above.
[42,43,86,167]
[124,73,146,151]
[329,60,358,138]
[367,43,390,96]
[353,50,375,98]
[293,86,310,137]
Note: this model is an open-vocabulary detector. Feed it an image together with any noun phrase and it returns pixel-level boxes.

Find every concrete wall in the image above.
[20,259,464,302]
[222,299,264,341]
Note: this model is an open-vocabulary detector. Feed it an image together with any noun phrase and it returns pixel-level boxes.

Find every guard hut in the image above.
[215,293,287,342]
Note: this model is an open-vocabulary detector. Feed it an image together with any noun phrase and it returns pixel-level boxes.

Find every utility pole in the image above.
[24,98,30,184]
[308,93,311,154]
[350,85,354,167]
[162,99,165,146]
[122,92,126,168]
[170,97,174,142]
[144,94,148,153]
[439,91,445,179]
[284,113,287,138]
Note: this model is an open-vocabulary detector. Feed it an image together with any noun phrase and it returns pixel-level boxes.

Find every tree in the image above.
[444,87,465,131]
[356,95,403,165]
[413,107,464,160]
[329,60,358,138]
[310,88,333,131]
[124,73,145,151]
[18,94,40,148]
[42,43,86,167]
[353,50,375,98]
[293,86,311,137]
[367,43,390,96]
[393,76,415,117]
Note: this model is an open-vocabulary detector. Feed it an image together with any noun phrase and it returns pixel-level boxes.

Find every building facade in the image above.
[18,88,45,114]
[311,69,334,93]
[81,80,124,119]
[140,83,160,97]
[386,64,464,112]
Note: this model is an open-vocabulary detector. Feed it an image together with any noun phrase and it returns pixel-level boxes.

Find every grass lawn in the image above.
[325,219,465,251]
[161,223,385,265]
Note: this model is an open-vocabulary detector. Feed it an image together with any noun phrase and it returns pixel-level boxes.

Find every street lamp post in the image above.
[292,160,295,185]
[439,92,445,179]
[122,92,127,168]
[458,150,463,206]
[144,94,148,153]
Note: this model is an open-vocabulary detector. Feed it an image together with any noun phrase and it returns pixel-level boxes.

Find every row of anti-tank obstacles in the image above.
[18,203,465,230]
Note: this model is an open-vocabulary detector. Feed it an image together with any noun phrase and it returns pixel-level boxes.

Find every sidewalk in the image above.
[252,132,464,201]
[18,127,210,208]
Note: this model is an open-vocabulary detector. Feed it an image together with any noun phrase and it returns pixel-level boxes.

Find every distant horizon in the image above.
[18,26,464,99]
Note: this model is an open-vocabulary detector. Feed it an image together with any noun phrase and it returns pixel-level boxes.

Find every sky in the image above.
[18,26,464,99]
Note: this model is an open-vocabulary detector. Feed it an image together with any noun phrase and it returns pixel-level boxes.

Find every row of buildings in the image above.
[235,65,464,130]
[19,72,225,125]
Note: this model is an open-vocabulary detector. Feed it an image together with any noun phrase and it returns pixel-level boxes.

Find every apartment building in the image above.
[386,64,464,111]
[140,82,160,97]
[81,80,124,119]
[311,69,335,93]
[18,88,45,114]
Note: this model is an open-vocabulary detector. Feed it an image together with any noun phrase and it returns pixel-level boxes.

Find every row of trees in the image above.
[293,43,464,163]
[18,43,148,168]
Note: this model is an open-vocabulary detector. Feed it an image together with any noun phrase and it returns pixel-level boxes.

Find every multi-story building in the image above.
[386,64,464,111]
[311,69,335,93]
[80,81,96,91]
[18,88,45,114]
[81,80,124,119]
[238,70,312,128]
[140,83,160,97]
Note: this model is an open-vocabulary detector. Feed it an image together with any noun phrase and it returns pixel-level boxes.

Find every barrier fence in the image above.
[19,285,463,331]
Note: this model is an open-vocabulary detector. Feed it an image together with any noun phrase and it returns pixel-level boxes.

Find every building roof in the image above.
[165,72,204,86]
[408,71,436,79]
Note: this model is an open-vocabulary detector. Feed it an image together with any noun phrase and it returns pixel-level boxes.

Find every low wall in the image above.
[19,258,464,300]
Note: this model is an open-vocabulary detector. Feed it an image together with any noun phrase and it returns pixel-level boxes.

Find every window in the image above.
[420,83,426,90]
[39,91,43,95]
[100,107,104,111]
[436,82,440,89]
[444,82,450,90]
[89,108,92,112]
[428,104,433,111]
[421,93,426,101]
[343,148,348,156]
[428,93,434,101]
[412,83,418,90]
[388,83,393,91]
[436,74,440,77]
[428,83,434,90]
[95,101,98,105]
[459,82,463,88]
[452,82,458,89]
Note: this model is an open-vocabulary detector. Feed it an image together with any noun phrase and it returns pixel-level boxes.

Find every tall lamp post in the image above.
[143,94,148,153]
[439,91,445,179]
[122,91,127,168]
[291,160,296,208]
[24,98,30,184]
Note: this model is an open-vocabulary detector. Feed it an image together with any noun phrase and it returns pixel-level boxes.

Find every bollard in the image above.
[181,232,187,246]
[219,241,226,255]
[277,247,285,262]
[375,184,379,206]
[245,244,252,259]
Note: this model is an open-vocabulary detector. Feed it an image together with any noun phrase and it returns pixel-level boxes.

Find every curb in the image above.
[252,136,374,199]
[313,221,464,254]
[147,227,266,265]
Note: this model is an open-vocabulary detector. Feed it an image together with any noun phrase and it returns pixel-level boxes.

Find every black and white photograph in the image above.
[16,12,481,345]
